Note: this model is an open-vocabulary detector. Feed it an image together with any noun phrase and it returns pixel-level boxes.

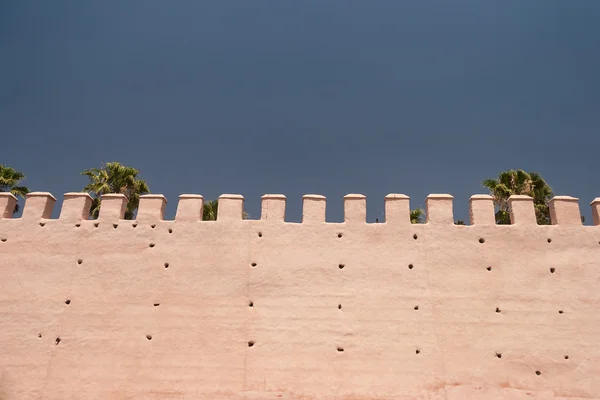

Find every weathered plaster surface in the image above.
[1,192,599,400]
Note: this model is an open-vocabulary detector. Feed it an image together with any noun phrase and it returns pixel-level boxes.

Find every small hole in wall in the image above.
[55,337,61,345]
[168,228,173,233]
[38,333,42,338]
[338,264,345,269]
[149,243,155,248]
[164,263,169,268]
[65,299,71,305]
[479,238,485,244]
[547,238,552,243]
[151,224,156,229]
[337,346,344,352]
[408,264,414,269]
[132,223,137,228]
[75,223,80,228]
[535,370,541,376]
[413,234,418,240]
[496,307,501,313]
[415,349,421,354]
[94,223,99,228]
[153,303,160,307]
[248,301,254,307]
[337,233,343,238]
[338,304,342,310]
[496,352,502,359]
[414,305,419,310]
[1,238,6,242]
[251,262,257,267]
[39,222,45,227]
[146,335,152,340]
[113,224,118,229]
[558,310,564,314]
[550,267,556,274]
[248,341,255,347]
[564,355,569,360]
[258,232,262,237]
[77,259,83,264]
[486,266,492,271]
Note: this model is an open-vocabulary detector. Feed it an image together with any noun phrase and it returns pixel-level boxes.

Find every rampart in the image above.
[1,191,600,399]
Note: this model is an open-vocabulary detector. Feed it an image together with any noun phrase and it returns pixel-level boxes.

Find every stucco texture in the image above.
[1,192,599,399]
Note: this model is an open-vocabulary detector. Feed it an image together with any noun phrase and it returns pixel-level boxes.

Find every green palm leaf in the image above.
[81,162,150,220]
[410,208,425,224]
[483,169,553,225]
[0,164,30,215]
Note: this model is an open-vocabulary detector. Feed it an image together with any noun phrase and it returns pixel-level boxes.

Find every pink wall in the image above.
[1,192,600,399]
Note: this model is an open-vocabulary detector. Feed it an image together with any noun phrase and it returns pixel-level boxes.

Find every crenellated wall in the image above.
[1,191,600,400]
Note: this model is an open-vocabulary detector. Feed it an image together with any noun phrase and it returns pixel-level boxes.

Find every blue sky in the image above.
[2,1,599,222]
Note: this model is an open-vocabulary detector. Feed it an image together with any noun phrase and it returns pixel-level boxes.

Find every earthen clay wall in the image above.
[1,191,600,399]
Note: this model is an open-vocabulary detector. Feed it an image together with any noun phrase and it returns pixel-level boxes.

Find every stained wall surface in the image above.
[1,192,600,400]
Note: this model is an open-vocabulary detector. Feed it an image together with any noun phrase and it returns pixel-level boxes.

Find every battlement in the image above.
[2,191,600,226]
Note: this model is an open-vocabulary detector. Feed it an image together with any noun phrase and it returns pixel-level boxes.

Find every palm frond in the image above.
[410,208,425,224]
[89,197,101,219]
[485,169,553,225]
[10,186,30,198]
[203,200,219,221]
[0,165,30,199]
[82,162,150,218]
[482,179,498,190]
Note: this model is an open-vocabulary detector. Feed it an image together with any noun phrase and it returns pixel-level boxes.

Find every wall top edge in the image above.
[427,194,454,200]
[469,194,493,201]
[140,194,167,201]
[26,192,57,200]
[63,192,93,199]
[384,194,409,200]
[261,194,286,200]
[549,196,579,202]
[303,194,326,200]
[508,195,533,201]
[344,193,366,199]
[219,194,244,200]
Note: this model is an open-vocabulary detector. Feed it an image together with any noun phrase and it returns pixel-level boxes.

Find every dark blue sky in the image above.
[2,1,599,222]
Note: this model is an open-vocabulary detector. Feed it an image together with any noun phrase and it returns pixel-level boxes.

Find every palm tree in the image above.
[203,200,219,221]
[82,162,149,220]
[482,169,553,224]
[202,199,249,220]
[410,208,425,224]
[0,164,30,215]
